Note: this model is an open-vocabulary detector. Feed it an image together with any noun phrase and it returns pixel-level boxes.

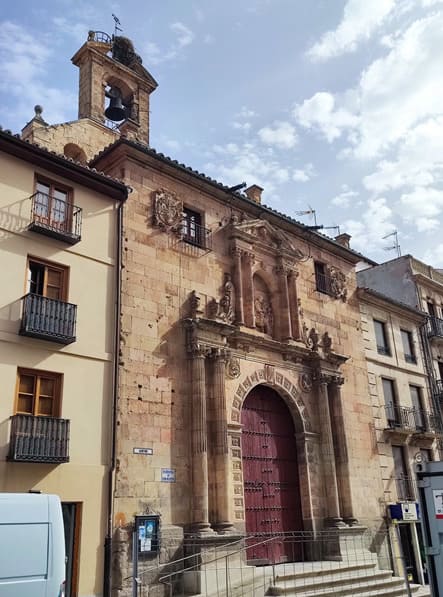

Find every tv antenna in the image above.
[295,206,340,235]
[382,230,401,258]
[112,14,123,36]
[295,206,318,227]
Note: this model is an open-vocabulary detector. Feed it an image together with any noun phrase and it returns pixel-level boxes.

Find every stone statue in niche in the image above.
[189,290,202,319]
[153,189,183,233]
[219,273,235,324]
[322,331,333,355]
[328,266,347,302]
[304,326,319,352]
[254,294,274,335]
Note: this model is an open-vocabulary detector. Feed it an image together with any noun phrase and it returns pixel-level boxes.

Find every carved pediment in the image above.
[230,219,304,259]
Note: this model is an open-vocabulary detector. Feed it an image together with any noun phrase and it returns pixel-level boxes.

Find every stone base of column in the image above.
[343,516,359,527]
[189,522,215,536]
[324,516,347,528]
[212,521,237,534]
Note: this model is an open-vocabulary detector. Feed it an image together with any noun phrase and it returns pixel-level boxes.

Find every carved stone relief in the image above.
[226,357,241,379]
[253,275,273,335]
[327,266,347,302]
[218,273,235,324]
[153,188,183,232]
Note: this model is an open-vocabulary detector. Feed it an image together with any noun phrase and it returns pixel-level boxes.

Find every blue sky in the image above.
[1,0,443,265]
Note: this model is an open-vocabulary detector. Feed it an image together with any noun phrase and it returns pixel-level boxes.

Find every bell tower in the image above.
[71,31,158,144]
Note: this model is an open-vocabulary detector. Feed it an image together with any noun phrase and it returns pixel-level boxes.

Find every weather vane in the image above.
[112,14,123,36]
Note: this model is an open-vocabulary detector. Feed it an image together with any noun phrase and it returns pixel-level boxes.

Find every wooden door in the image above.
[241,386,302,564]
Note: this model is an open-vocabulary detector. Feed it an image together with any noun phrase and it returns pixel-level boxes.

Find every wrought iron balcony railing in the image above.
[385,405,443,435]
[385,405,414,430]
[434,379,443,400]
[8,414,70,463]
[394,475,416,501]
[20,293,77,344]
[428,316,443,339]
[28,191,82,244]
[180,221,212,250]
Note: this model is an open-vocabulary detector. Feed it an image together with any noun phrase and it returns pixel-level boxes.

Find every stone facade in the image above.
[19,31,385,596]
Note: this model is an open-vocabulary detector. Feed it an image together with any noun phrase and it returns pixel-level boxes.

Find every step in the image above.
[274,562,378,582]
[271,570,401,594]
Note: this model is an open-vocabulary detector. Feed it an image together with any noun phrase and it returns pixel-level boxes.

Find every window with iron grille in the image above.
[374,319,391,356]
[401,329,416,363]
[410,385,425,431]
[314,261,330,294]
[182,207,204,247]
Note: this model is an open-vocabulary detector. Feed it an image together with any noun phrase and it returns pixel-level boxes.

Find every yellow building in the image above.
[0,128,127,596]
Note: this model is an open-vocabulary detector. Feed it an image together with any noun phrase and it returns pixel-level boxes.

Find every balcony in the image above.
[28,191,82,244]
[20,293,77,344]
[394,475,416,502]
[427,316,443,340]
[8,414,70,463]
[434,379,443,401]
[385,405,414,431]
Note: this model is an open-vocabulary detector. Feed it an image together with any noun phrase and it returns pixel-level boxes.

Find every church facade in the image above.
[20,31,385,596]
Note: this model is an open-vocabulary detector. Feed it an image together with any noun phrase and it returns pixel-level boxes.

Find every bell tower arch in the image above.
[71,31,158,143]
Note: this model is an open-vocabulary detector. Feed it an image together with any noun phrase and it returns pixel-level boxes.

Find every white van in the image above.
[0,493,66,597]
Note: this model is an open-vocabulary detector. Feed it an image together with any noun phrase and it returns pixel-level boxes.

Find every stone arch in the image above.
[63,143,87,164]
[103,73,136,121]
[231,366,311,433]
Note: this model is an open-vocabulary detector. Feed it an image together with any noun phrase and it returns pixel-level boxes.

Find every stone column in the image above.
[316,376,344,526]
[210,348,235,532]
[243,252,255,328]
[288,270,301,340]
[231,247,244,325]
[329,377,358,525]
[276,262,292,341]
[190,346,212,533]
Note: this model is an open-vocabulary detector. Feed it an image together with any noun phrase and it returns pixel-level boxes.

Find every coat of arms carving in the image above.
[153,189,183,232]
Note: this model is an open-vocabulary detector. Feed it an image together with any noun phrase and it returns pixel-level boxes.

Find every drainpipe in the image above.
[104,199,124,597]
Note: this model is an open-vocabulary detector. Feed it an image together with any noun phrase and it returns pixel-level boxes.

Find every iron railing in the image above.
[385,405,442,434]
[314,271,331,295]
[8,414,70,463]
[20,293,77,344]
[428,316,443,338]
[394,475,417,501]
[180,221,212,250]
[377,344,391,356]
[434,379,443,401]
[29,191,82,244]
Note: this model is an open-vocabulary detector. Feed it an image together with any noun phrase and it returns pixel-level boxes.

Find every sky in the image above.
[1,0,443,266]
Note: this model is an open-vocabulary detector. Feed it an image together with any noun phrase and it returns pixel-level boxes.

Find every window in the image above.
[34,178,72,232]
[392,445,413,500]
[314,262,329,294]
[427,301,436,317]
[401,329,416,363]
[374,320,391,356]
[382,378,397,425]
[410,385,424,430]
[15,368,62,417]
[27,257,68,300]
[182,207,204,247]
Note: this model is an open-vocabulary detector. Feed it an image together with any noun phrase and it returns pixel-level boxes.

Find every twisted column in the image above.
[316,375,344,526]
[210,348,235,532]
[190,345,212,533]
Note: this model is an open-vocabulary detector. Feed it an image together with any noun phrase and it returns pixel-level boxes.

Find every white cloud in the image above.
[364,117,443,192]
[423,243,443,268]
[205,141,292,195]
[170,22,194,48]
[294,92,358,142]
[400,186,443,221]
[236,106,257,119]
[257,121,297,149]
[307,0,396,61]
[232,121,251,132]
[143,22,194,65]
[0,21,74,128]
[331,189,359,207]
[341,197,396,252]
[293,163,315,182]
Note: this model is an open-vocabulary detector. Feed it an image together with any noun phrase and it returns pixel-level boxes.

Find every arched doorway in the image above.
[241,385,303,564]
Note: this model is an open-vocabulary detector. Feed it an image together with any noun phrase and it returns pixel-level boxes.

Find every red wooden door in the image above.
[241,386,302,564]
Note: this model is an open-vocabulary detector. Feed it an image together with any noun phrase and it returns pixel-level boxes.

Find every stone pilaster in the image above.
[316,376,344,526]
[231,247,244,325]
[288,269,300,340]
[329,377,358,525]
[209,348,235,533]
[243,252,255,328]
[276,261,292,341]
[189,346,212,533]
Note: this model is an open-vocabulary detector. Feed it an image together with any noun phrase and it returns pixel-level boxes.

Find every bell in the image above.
[105,87,126,122]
